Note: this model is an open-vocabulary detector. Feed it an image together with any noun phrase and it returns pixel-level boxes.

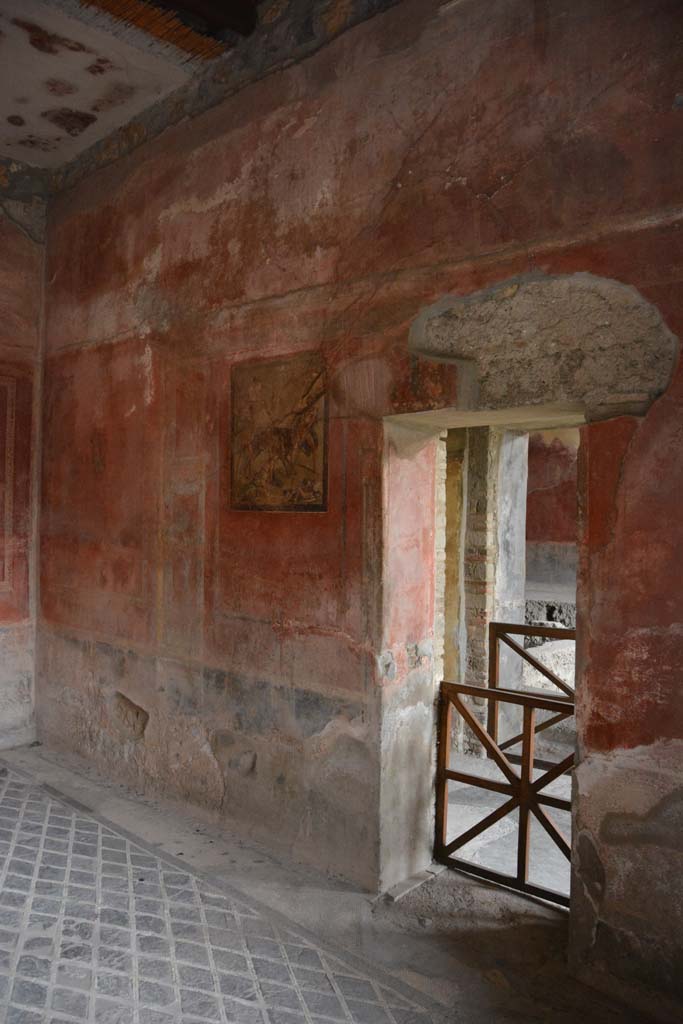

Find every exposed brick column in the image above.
[463,427,499,690]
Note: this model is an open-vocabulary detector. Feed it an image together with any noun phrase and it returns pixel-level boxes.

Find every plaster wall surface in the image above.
[495,432,528,629]
[35,0,683,1015]
[379,422,440,889]
[526,429,579,599]
[0,204,42,748]
[494,431,528,736]
[570,404,683,1020]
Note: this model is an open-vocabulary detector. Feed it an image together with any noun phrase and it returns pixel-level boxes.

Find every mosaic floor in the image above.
[0,764,438,1024]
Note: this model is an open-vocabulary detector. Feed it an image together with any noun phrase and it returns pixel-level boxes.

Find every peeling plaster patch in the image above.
[575,740,683,807]
[378,650,397,680]
[142,244,162,279]
[292,113,321,139]
[18,134,58,152]
[160,181,244,219]
[384,698,433,735]
[133,292,161,336]
[233,749,257,775]
[417,638,433,660]
[139,344,154,406]
[293,690,360,741]
[42,107,97,137]
[211,731,257,777]
[45,77,77,96]
[306,712,368,751]
[576,832,605,904]
[110,691,149,739]
[602,789,683,851]
[0,194,46,242]
[86,56,118,75]
[406,639,433,670]
[322,0,354,36]
[12,17,89,55]
[92,82,136,113]
[0,626,36,748]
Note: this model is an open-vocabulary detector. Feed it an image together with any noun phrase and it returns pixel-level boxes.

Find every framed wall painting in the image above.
[230,352,328,512]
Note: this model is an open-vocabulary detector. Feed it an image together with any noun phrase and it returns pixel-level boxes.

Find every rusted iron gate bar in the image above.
[435,678,575,906]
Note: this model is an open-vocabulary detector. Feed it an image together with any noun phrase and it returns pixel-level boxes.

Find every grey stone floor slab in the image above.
[446,753,571,897]
[0,764,440,1024]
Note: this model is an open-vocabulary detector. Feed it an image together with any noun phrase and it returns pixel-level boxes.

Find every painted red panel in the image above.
[383,431,439,650]
[41,338,161,645]
[0,363,33,624]
[526,434,578,544]
[577,388,683,752]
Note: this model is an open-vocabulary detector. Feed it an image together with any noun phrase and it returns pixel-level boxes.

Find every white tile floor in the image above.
[0,763,438,1024]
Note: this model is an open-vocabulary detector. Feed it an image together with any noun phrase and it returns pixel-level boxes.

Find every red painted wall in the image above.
[526,432,578,545]
[37,0,683,939]
[0,209,41,747]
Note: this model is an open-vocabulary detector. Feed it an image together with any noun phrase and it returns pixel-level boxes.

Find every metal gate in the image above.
[435,623,576,907]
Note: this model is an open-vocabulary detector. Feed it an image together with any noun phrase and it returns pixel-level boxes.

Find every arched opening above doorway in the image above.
[408,272,678,421]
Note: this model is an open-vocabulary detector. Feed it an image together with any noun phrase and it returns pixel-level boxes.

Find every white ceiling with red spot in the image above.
[0,0,190,168]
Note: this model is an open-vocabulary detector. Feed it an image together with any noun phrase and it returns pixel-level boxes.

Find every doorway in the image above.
[435,424,580,906]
